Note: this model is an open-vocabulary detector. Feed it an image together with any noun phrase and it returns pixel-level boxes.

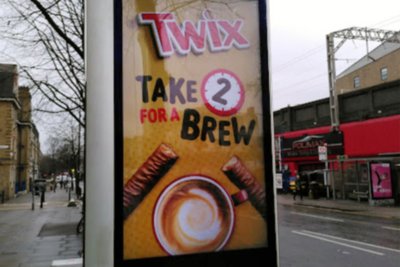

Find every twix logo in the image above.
[138,11,250,57]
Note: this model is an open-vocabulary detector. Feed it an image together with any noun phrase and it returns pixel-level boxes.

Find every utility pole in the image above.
[326,34,339,130]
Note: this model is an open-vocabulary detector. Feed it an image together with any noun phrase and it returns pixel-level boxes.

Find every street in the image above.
[277,197,400,267]
[1,189,399,267]
[0,188,82,267]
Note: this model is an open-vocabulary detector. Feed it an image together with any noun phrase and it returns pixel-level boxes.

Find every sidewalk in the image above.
[0,187,83,267]
[277,193,400,220]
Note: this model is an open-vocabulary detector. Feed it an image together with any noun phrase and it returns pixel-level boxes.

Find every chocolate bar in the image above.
[123,143,178,219]
[222,156,266,219]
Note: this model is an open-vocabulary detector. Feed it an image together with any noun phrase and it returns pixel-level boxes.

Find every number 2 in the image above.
[212,78,230,105]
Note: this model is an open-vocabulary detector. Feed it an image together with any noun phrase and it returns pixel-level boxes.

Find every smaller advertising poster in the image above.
[370,162,393,199]
[275,173,283,190]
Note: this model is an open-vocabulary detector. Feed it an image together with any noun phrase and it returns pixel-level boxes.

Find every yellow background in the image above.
[122,0,267,259]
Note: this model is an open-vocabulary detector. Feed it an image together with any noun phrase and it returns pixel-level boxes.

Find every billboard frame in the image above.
[113,1,278,266]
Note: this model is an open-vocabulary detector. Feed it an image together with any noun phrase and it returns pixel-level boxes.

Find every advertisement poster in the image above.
[370,162,393,199]
[275,173,283,190]
[115,0,276,265]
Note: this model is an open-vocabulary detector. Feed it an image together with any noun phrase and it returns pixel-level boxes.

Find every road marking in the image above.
[51,258,82,266]
[290,212,344,222]
[292,230,385,256]
[382,226,400,232]
[302,230,400,254]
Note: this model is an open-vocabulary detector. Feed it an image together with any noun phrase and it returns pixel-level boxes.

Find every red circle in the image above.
[201,69,245,116]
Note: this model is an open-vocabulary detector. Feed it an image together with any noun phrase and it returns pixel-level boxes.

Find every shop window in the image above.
[353,76,360,88]
[380,67,388,81]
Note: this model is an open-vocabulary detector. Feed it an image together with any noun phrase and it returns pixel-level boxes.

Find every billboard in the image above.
[370,162,393,199]
[114,1,277,266]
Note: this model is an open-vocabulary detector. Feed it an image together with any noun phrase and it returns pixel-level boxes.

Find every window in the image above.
[353,76,360,88]
[380,67,388,81]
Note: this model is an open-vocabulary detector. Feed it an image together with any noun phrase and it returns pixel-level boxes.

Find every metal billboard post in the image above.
[319,144,330,199]
[86,0,114,266]
[324,161,330,199]
[331,163,336,200]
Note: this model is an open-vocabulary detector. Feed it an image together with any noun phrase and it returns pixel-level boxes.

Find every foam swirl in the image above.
[155,179,232,254]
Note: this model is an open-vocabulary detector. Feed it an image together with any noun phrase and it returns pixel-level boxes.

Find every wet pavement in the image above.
[277,193,400,267]
[1,189,397,267]
[0,187,83,267]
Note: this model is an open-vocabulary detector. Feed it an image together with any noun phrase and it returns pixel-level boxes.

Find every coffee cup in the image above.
[153,175,248,255]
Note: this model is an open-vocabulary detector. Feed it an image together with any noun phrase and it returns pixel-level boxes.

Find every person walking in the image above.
[293,172,303,200]
[52,174,57,192]
[282,169,290,194]
[60,175,64,189]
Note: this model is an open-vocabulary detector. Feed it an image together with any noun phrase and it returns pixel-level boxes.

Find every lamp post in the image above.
[32,166,38,210]
[31,177,35,210]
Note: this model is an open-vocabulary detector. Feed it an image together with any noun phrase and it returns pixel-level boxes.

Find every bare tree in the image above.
[40,118,83,193]
[0,0,85,127]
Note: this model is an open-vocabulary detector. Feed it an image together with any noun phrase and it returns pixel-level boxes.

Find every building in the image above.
[274,41,400,205]
[336,41,400,94]
[0,64,41,201]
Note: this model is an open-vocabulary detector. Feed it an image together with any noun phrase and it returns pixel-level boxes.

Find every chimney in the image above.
[18,86,31,122]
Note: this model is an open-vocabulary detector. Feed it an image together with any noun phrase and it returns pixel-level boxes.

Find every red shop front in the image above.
[276,115,400,202]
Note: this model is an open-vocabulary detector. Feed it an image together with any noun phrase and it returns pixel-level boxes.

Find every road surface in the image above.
[278,202,400,267]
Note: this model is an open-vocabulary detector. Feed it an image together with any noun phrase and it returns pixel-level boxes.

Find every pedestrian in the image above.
[282,169,290,194]
[40,182,46,208]
[292,171,303,200]
[65,175,71,192]
[60,175,63,189]
[52,174,57,192]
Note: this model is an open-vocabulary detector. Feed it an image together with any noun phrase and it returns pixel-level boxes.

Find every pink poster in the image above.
[370,163,393,199]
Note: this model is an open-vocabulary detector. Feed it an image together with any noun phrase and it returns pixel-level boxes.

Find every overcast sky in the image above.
[269,0,400,110]
[1,1,400,152]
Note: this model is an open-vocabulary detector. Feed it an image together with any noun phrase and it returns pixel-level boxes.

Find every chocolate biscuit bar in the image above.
[222,156,266,219]
[123,143,178,219]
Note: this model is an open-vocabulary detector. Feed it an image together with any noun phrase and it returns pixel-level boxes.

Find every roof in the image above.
[0,64,18,98]
[337,41,400,79]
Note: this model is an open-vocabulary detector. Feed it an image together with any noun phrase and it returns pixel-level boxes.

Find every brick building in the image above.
[0,64,41,201]
[336,41,400,94]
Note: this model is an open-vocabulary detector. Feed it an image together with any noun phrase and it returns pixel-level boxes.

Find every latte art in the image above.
[154,177,234,255]
[172,189,223,248]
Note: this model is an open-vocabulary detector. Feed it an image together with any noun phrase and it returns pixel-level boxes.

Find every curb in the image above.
[51,258,82,267]
[280,202,400,220]
[294,202,368,213]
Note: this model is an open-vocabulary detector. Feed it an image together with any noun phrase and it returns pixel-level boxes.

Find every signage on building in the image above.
[114,1,276,266]
[370,162,393,199]
[280,131,344,158]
